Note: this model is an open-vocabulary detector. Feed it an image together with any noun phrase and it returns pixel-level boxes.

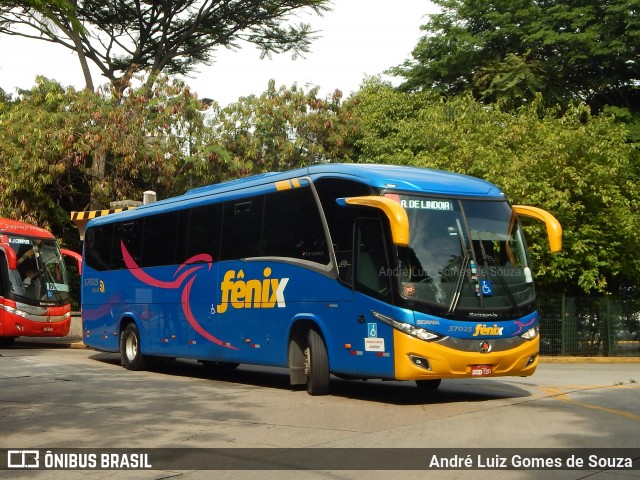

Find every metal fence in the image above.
[537,293,640,357]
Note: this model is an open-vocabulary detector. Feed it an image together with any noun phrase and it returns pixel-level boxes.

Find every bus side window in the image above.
[263,188,329,264]
[314,178,374,286]
[111,220,142,269]
[354,218,391,299]
[220,196,264,260]
[182,203,222,262]
[140,211,181,268]
[84,225,114,272]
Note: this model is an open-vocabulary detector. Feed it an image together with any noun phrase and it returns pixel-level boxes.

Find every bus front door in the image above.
[334,218,397,379]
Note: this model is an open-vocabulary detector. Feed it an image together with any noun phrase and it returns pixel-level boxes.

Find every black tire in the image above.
[0,337,15,348]
[305,329,330,395]
[121,323,147,371]
[416,379,442,391]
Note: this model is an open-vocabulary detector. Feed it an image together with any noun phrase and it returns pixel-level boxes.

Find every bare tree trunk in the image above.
[71,33,95,91]
[67,0,94,91]
[89,150,107,209]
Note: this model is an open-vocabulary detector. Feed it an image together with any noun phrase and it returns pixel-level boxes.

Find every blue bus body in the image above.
[81,164,561,394]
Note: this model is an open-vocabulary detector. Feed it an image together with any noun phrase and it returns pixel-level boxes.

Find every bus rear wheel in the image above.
[121,323,147,371]
[304,329,330,396]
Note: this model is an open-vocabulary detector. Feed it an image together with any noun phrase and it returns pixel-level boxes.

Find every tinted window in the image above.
[141,212,179,267]
[314,178,374,283]
[184,203,223,261]
[220,196,264,260]
[263,187,328,264]
[111,220,142,269]
[85,185,331,270]
[84,224,113,271]
[354,218,391,300]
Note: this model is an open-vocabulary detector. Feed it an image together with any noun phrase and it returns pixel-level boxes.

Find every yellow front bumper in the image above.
[393,329,539,380]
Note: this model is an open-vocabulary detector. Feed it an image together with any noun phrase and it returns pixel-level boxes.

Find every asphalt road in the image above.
[1,343,638,480]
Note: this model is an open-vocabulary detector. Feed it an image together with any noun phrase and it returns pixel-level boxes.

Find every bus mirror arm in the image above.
[61,248,83,275]
[0,242,18,270]
[512,205,562,253]
[336,196,410,247]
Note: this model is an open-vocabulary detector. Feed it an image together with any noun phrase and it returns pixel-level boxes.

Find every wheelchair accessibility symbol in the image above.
[368,323,378,338]
[480,280,494,296]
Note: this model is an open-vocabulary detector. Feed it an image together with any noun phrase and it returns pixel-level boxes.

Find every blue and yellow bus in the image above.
[81,164,561,395]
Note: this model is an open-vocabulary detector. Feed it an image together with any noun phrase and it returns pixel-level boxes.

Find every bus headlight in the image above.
[520,326,538,340]
[4,305,29,318]
[371,311,442,342]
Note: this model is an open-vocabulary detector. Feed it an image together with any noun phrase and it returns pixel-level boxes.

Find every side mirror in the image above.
[513,205,562,253]
[336,196,410,247]
[61,248,83,275]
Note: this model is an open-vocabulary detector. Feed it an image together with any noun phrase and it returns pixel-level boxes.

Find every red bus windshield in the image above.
[5,235,71,306]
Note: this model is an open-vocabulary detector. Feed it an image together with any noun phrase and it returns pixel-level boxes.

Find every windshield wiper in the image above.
[31,241,68,303]
[448,255,469,314]
[476,232,521,317]
[37,260,64,302]
[448,219,471,314]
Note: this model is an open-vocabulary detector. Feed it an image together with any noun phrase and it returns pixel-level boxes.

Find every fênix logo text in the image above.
[472,324,505,337]
[217,268,289,314]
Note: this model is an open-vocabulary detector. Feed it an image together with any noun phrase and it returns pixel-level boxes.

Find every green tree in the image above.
[348,81,640,293]
[0,76,217,247]
[391,0,640,112]
[210,80,356,179]
[0,0,329,92]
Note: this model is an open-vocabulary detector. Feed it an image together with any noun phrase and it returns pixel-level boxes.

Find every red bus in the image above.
[0,218,75,347]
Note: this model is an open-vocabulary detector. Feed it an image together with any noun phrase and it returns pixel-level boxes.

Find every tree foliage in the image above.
[391,0,640,112]
[1,73,638,296]
[347,81,640,293]
[210,80,357,178]
[0,76,218,248]
[0,76,359,249]
[0,0,330,91]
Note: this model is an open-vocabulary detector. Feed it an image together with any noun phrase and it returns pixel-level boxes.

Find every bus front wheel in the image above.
[121,323,147,371]
[305,329,330,395]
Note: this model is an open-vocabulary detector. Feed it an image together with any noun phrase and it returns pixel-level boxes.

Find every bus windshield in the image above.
[7,236,70,305]
[393,195,533,315]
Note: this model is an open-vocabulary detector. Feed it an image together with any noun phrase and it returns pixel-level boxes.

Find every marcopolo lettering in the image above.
[217,268,289,314]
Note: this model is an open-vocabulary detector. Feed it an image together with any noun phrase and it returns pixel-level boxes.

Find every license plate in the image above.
[470,365,493,376]
[43,327,53,332]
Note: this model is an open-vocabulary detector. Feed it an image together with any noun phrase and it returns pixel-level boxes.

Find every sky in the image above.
[0,1,437,106]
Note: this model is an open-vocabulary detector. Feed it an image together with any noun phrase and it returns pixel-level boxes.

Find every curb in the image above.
[538,356,640,364]
[11,340,640,362]
[14,339,88,349]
